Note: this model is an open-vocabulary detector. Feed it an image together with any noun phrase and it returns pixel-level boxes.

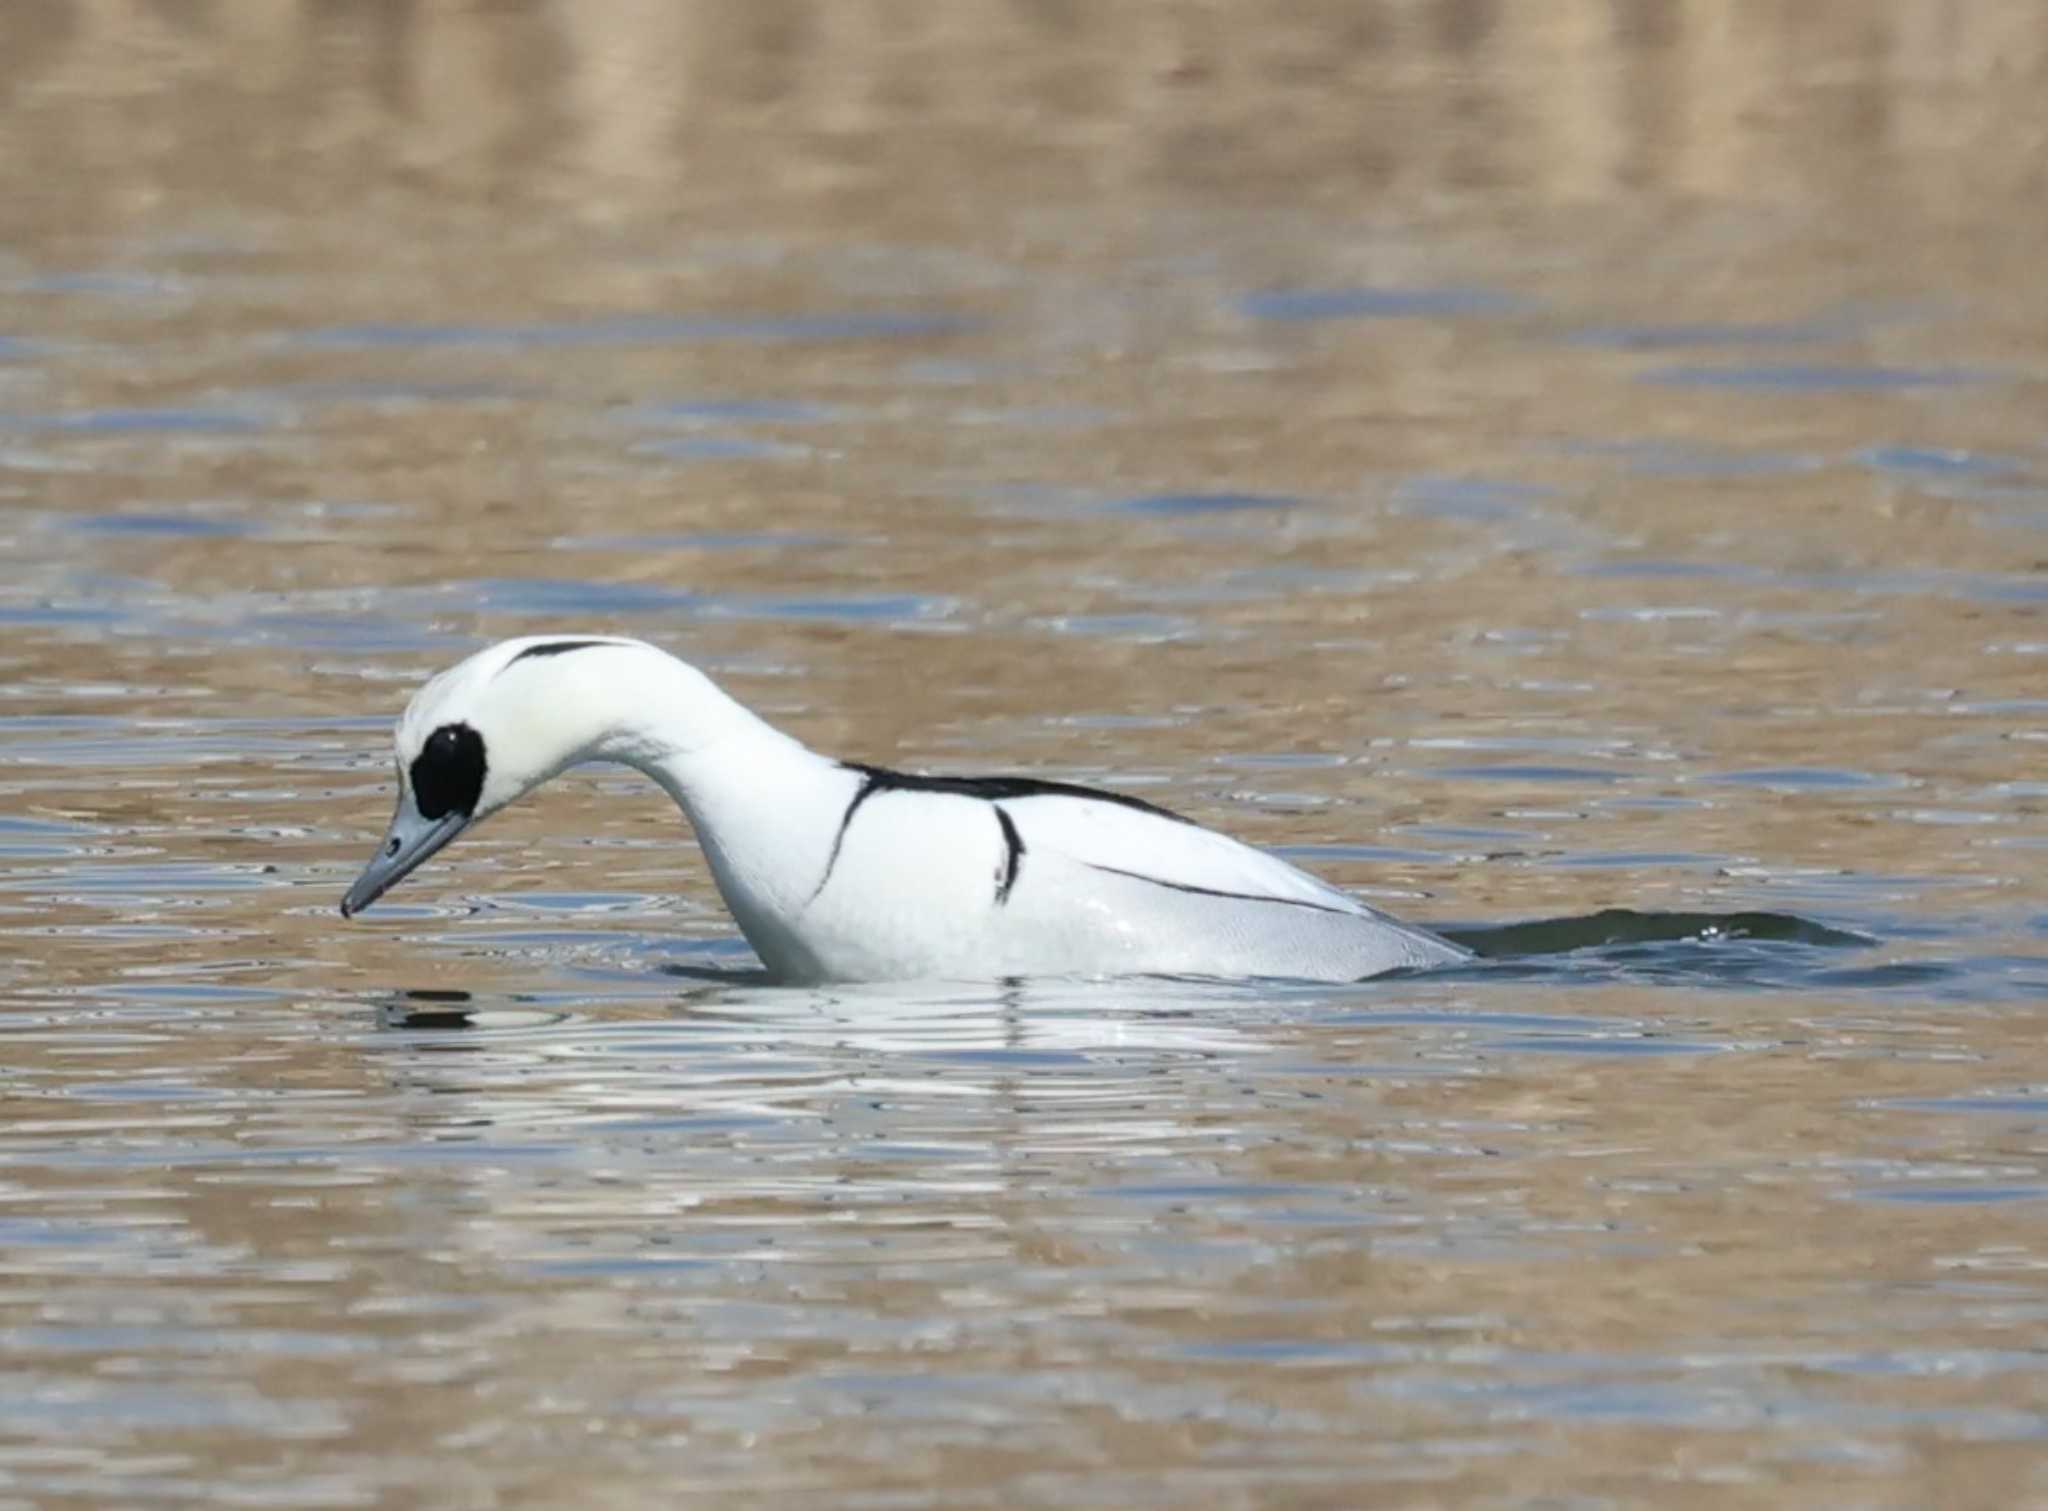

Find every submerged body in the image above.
[341,637,1468,984]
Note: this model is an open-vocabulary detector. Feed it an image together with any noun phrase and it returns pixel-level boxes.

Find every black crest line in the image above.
[807,762,1186,905]
[503,639,620,670]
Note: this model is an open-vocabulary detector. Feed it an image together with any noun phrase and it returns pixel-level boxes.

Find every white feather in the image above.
[999,791,1372,912]
[344,637,1471,984]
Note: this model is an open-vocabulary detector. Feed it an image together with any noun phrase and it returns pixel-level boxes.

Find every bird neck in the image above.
[576,642,817,791]
[580,646,846,963]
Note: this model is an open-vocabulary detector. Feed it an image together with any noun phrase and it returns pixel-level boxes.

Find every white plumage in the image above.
[340,636,1469,984]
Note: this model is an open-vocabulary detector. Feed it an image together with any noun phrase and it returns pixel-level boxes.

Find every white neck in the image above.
[564,641,806,776]
[521,640,850,971]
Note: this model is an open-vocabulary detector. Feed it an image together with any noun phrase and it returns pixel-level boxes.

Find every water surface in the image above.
[3,4,2047,1506]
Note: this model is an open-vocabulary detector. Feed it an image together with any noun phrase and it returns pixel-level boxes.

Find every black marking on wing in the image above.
[1081,861,1356,917]
[506,639,618,668]
[809,764,1183,909]
[840,762,1192,824]
[808,770,885,903]
[993,807,1025,905]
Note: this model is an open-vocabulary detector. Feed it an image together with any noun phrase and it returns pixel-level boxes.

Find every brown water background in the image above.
[3,3,2048,1506]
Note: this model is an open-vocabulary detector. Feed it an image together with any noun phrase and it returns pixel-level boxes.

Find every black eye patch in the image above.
[410,722,486,820]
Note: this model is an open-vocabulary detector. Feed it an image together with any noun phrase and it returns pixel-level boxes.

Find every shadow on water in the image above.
[1435,908,1944,991]
[1444,907,1872,956]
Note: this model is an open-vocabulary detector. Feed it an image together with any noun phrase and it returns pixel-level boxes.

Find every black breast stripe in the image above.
[993,807,1025,905]
[808,771,883,903]
[1081,861,1354,917]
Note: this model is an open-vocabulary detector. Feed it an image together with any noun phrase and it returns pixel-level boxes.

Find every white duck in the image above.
[340,636,1469,983]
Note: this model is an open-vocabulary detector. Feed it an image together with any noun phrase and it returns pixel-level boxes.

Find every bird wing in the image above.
[998,791,1399,921]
